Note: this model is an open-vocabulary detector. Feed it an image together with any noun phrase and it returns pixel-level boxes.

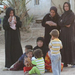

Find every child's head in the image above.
[50,29,59,40]
[34,49,43,58]
[26,50,33,59]
[37,37,44,47]
[6,7,15,17]
[25,45,33,52]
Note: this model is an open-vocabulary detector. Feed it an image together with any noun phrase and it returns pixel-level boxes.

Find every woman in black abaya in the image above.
[3,7,23,68]
[42,6,60,47]
[59,2,75,67]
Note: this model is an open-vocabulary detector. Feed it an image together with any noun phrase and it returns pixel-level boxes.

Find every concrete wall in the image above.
[26,0,75,20]
[26,0,51,20]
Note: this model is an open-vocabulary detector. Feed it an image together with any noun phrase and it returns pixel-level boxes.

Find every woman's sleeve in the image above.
[42,14,47,27]
[59,13,74,27]
[16,16,22,28]
[3,17,10,30]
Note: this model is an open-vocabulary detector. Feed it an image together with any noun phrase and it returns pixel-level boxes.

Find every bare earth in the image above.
[0,14,75,75]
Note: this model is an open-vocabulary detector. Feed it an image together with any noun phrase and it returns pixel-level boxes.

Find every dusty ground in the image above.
[0,13,75,75]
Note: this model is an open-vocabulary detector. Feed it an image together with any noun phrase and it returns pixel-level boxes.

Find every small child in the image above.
[23,50,33,72]
[25,49,45,75]
[8,14,17,30]
[24,50,33,67]
[49,29,63,75]
[10,45,33,71]
[18,45,33,62]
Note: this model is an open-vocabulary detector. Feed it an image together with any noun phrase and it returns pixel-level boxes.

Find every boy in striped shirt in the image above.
[25,49,45,75]
[49,29,63,75]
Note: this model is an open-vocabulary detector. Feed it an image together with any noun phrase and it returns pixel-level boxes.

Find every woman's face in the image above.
[64,4,69,11]
[50,10,56,17]
[37,41,43,47]
[10,10,14,17]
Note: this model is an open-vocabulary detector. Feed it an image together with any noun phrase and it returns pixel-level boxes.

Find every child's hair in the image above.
[34,49,43,58]
[25,45,33,50]
[26,49,33,54]
[50,29,59,38]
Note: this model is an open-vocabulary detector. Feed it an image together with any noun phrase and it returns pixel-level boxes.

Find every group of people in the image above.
[2,1,75,75]
[42,2,75,67]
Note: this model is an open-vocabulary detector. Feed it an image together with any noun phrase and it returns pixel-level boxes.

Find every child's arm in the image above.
[60,41,63,49]
[49,41,52,49]
[32,60,37,66]
[18,53,26,62]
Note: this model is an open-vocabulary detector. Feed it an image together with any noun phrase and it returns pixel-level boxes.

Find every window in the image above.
[34,0,39,5]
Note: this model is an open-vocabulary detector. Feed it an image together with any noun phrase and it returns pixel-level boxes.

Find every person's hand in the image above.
[14,21,17,24]
[46,21,53,26]
[9,16,12,22]
[66,25,71,27]
[14,16,17,24]
[46,21,57,26]
[25,63,28,67]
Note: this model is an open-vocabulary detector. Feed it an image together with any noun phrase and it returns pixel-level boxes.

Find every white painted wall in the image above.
[26,0,51,20]
[26,0,75,20]
[70,0,75,13]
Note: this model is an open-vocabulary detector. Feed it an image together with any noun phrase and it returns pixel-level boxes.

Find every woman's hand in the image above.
[14,21,17,24]
[14,16,17,24]
[8,16,12,22]
[46,21,57,26]
[66,25,71,27]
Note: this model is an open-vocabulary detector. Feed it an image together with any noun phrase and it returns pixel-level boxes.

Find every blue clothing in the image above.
[51,54,61,75]
[0,19,1,24]
[18,53,26,62]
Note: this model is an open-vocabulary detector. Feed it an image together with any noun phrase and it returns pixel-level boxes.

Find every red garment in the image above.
[23,67,32,72]
[45,52,63,72]
[10,61,24,71]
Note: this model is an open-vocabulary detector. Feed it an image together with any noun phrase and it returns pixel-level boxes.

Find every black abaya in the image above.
[3,8,23,68]
[59,10,75,64]
[42,13,60,46]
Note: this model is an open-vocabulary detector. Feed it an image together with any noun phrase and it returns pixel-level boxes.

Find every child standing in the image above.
[25,49,45,75]
[49,29,63,75]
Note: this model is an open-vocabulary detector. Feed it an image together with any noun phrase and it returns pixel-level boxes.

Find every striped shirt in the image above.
[49,38,63,55]
[32,57,45,74]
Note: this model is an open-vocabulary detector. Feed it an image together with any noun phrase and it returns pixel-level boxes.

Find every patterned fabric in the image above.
[32,57,45,74]
[49,38,63,54]
[45,52,63,72]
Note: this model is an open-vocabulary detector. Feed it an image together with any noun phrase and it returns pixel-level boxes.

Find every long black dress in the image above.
[42,13,60,47]
[3,12,23,68]
[59,10,75,64]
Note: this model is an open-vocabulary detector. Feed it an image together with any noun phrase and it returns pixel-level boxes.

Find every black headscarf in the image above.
[50,6,57,14]
[63,2,71,11]
[5,7,15,19]
[37,37,44,43]
[34,37,49,59]
[50,6,59,20]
